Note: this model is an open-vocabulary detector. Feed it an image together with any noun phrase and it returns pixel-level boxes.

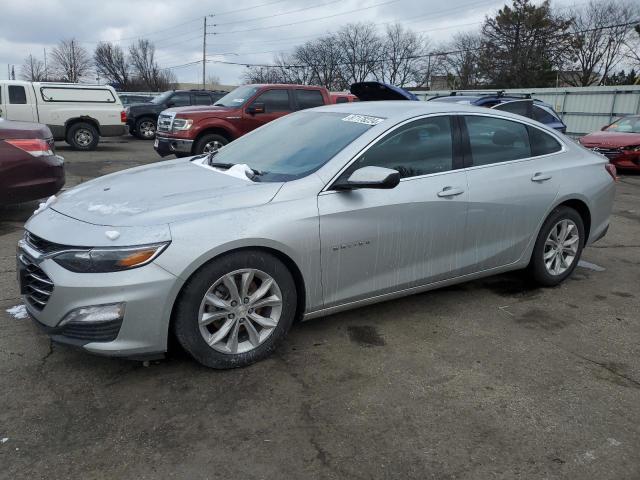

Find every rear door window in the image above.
[465,115,531,166]
[169,92,191,107]
[294,89,324,110]
[9,86,27,104]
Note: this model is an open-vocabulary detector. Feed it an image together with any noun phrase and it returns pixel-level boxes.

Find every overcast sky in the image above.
[1,0,586,85]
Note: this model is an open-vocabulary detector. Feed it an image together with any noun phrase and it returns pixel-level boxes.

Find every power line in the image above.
[212,0,402,35]
[213,0,344,27]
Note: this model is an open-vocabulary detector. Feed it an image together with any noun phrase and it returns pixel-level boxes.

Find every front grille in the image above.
[157,113,174,132]
[591,147,622,160]
[25,231,71,254]
[18,254,54,310]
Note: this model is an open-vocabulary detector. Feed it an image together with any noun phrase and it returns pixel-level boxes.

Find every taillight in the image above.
[120,110,127,123]
[5,139,53,157]
[605,163,618,182]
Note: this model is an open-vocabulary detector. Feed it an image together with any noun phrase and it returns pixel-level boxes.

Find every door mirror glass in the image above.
[335,166,400,190]
[247,102,266,114]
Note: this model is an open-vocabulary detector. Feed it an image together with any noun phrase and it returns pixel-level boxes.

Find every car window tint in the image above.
[335,96,348,104]
[465,116,531,166]
[533,105,557,124]
[348,116,453,179]
[194,93,212,105]
[170,93,191,107]
[252,89,291,112]
[295,89,324,110]
[528,126,562,156]
[9,86,27,104]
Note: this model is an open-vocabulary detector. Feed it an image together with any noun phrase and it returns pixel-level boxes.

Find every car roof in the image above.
[310,100,547,125]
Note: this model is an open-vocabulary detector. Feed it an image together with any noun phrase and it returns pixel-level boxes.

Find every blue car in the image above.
[428,92,567,133]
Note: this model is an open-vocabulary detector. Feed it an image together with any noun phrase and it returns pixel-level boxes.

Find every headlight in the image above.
[53,242,169,273]
[172,118,193,131]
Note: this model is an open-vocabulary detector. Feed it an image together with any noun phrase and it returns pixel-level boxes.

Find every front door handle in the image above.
[437,186,465,198]
[531,172,552,182]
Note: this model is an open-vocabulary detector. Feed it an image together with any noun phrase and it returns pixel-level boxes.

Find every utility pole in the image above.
[202,16,207,89]
[43,47,48,80]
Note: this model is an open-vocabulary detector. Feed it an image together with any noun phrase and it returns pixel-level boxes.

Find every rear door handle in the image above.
[531,172,552,182]
[437,186,465,198]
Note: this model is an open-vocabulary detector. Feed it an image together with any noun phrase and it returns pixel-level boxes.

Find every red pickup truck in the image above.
[154,84,331,157]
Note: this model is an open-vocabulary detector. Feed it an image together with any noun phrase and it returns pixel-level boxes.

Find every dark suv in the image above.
[428,92,567,133]
[125,89,227,140]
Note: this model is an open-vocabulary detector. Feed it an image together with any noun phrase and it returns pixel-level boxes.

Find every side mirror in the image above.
[247,102,265,115]
[334,166,400,190]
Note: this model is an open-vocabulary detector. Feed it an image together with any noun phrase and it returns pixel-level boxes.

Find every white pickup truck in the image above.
[0,81,127,150]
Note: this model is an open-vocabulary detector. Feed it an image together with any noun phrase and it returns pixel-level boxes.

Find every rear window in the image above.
[9,86,27,104]
[533,105,558,124]
[295,89,324,110]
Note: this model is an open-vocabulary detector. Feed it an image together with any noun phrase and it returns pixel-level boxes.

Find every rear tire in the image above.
[528,206,585,286]
[194,133,228,155]
[173,250,297,369]
[66,122,99,150]
[135,118,156,140]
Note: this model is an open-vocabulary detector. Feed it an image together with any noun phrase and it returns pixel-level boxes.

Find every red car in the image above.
[0,119,65,204]
[579,115,640,171]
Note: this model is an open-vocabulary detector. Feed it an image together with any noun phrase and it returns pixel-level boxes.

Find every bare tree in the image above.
[562,0,635,86]
[129,39,173,91]
[440,32,483,89]
[292,36,344,89]
[336,23,382,84]
[623,24,640,71]
[50,39,92,83]
[94,42,130,88]
[375,24,426,87]
[242,66,289,84]
[206,73,221,88]
[20,54,47,81]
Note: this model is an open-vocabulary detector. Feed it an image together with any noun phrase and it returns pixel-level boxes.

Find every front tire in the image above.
[528,206,585,286]
[173,250,297,369]
[66,122,99,150]
[194,133,228,155]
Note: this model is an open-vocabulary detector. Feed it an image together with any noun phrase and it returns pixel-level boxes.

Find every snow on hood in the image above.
[49,158,283,227]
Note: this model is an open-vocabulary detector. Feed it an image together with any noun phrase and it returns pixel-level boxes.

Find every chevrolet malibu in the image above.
[18,102,616,368]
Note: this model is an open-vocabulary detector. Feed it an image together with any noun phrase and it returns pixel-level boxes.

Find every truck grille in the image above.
[591,147,621,160]
[19,253,54,310]
[157,113,175,132]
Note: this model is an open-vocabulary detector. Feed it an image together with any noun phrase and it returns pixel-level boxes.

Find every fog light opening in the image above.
[59,303,125,327]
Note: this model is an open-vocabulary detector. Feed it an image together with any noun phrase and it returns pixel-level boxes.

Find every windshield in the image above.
[151,92,172,104]
[214,85,260,107]
[605,116,640,133]
[205,111,378,181]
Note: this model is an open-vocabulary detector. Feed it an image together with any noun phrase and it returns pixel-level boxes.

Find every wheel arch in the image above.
[167,244,307,348]
[556,198,591,241]
[65,116,100,135]
[194,126,234,144]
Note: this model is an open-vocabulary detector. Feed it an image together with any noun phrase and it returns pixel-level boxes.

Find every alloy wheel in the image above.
[198,269,283,354]
[75,129,93,147]
[139,121,156,138]
[203,140,224,153]
[543,219,579,275]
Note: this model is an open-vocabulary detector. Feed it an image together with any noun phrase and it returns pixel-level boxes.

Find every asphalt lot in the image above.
[1,136,639,479]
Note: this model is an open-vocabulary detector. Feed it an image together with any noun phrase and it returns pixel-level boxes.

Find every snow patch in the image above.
[1,438,8,444]
[218,163,254,181]
[6,305,28,319]
[33,195,57,215]
[105,230,121,240]
[87,202,143,215]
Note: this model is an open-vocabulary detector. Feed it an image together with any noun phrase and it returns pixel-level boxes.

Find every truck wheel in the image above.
[194,134,228,155]
[66,122,99,151]
[135,118,156,140]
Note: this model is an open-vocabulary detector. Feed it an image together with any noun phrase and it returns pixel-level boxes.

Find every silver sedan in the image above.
[19,101,615,368]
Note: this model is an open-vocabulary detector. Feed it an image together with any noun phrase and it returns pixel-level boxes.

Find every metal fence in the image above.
[413,86,640,137]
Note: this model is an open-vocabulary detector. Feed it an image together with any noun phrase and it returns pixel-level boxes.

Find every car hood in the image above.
[167,105,233,116]
[0,119,52,140]
[350,81,419,101]
[579,131,640,148]
[50,159,283,227]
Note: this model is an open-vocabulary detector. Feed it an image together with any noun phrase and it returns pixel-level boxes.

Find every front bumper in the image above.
[154,135,193,157]
[17,238,179,358]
